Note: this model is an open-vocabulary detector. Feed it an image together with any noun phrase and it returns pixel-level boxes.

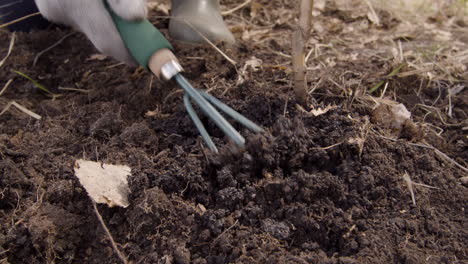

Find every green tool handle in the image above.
[105,0,173,68]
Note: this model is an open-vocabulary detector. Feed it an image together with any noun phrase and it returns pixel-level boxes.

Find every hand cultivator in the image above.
[105,2,264,153]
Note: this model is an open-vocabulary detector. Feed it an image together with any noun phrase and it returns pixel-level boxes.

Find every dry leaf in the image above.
[347,117,370,156]
[74,159,131,208]
[250,2,263,17]
[297,104,337,117]
[243,56,262,72]
[237,56,263,85]
[310,105,337,116]
[371,98,411,130]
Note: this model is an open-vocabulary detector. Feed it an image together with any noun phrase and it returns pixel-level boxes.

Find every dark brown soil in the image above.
[0,1,467,264]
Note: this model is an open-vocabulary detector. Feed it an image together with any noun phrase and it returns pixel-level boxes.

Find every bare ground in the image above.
[0,0,467,263]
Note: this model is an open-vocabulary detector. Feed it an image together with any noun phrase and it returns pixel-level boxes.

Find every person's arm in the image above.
[33,0,148,65]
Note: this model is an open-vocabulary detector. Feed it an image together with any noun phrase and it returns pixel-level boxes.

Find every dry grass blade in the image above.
[364,0,380,25]
[211,219,239,247]
[0,101,42,120]
[0,79,13,96]
[0,33,15,68]
[0,12,41,29]
[432,147,468,173]
[58,86,92,93]
[412,182,439,190]
[183,19,237,66]
[1,1,22,8]
[33,32,75,66]
[403,172,416,206]
[222,0,252,16]
[311,141,343,150]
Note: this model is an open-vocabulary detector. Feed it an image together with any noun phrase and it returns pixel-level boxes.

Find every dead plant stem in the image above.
[0,12,40,29]
[291,0,313,106]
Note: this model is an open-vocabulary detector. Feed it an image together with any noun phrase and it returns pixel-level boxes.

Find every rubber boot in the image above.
[169,0,235,44]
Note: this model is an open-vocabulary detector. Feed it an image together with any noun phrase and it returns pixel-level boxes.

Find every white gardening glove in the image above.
[34,0,148,65]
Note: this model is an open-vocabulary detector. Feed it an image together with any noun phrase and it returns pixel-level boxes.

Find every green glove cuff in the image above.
[104,0,173,68]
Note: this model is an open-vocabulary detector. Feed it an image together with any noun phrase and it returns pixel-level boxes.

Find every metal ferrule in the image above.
[160,60,183,81]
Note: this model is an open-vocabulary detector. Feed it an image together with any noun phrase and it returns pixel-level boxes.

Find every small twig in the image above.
[92,202,129,264]
[0,101,42,120]
[33,32,76,66]
[222,0,252,16]
[0,79,13,96]
[0,32,15,68]
[0,12,41,29]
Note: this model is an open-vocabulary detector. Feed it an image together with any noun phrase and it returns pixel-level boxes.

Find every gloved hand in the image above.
[34,0,148,65]
[170,0,235,44]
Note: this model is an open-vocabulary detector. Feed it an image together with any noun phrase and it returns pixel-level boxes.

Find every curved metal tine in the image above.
[183,94,218,153]
[198,90,265,133]
[175,74,246,147]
